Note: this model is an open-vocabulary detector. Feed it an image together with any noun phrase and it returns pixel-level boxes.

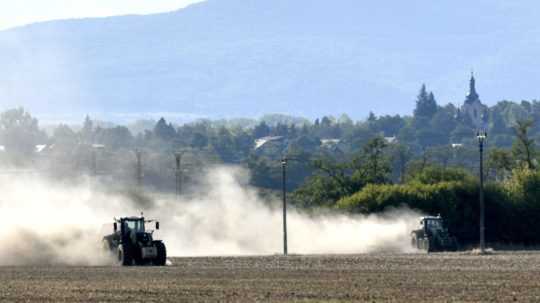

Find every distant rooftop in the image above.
[384,137,397,144]
[321,139,340,147]
[254,136,284,149]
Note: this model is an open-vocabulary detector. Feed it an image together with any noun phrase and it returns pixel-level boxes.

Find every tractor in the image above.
[411,215,458,252]
[103,216,167,266]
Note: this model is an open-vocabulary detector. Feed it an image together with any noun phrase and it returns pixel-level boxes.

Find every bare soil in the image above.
[1,252,540,302]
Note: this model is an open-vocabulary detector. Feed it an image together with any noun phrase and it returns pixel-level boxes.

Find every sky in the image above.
[0,0,204,30]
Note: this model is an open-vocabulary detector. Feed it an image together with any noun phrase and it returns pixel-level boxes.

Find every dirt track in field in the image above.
[1,252,539,302]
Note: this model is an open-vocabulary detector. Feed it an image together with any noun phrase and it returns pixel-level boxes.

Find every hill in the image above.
[0,0,539,121]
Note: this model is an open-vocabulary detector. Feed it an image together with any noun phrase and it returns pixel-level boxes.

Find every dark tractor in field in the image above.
[103,216,167,266]
[411,215,458,252]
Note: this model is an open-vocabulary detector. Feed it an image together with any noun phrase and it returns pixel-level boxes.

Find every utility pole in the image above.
[90,144,105,176]
[135,149,143,188]
[91,149,97,176]
[477,130,487,254]
[174,151,186,197]
[281,157,288,256]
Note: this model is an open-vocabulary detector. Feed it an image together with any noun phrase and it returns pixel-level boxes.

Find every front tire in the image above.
[118,245,133,266]
[425,238,432,253]
[418,237,431,253]
[411,233,418,249]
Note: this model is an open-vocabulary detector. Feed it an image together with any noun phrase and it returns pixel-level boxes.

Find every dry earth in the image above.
[1,252,540,302]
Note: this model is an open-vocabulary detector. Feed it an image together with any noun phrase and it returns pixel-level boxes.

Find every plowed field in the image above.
[1,252,539,302]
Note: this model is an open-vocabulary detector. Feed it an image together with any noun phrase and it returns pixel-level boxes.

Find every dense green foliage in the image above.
[335,168,540,245]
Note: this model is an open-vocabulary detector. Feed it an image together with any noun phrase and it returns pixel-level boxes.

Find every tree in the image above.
[273,123,288,136]
[0,108,45,163]
[413,85,438,119]
[367,112,377,123]
[292,156,355,208]
[450,124,474,144]
[409,165,474,185]
[417,128,448,148]
[191,133,208,149]
[153,118,176,141]
[211,127,235,162]
[397,125,417,147]
[431,107,457,136]
[487,148,514,181]
[53,124,77,146]
[294,137,392,207]
[390,144,413,183]
[370,115,406,137]
[253,121,270,138]
[292,174,346,208]
[351,137,391,185]
[512,120,536,169]
[426,145,453,168]
[94,126,134,149]
[248,155,280,189]
[338,114,353,126]
[321,116,333,128]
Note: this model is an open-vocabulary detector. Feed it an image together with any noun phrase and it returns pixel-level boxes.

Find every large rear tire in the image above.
[118,245,133,266]
[154,242,167,266]
[449,237,459,252]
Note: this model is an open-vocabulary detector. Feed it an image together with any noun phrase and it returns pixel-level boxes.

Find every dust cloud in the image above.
[0,167,421,265]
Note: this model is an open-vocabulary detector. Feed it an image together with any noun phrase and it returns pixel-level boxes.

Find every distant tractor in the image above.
[411,215,458,252]
[103,216,167,266]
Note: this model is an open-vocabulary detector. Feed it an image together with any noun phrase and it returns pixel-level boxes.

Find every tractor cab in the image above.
[114,217,159,235]
[420,216,444,234]
[118,217,146,234]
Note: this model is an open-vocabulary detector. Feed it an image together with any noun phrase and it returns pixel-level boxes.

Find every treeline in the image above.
[2,84,540,244]
[333,167,540,246]
[0,87,539,190]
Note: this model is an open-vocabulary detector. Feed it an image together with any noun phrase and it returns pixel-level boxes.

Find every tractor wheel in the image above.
[118,245,133,266]
[449,237,459,252]
[154,242,167,266]
[411,233,418,249]
[423,238,431,253]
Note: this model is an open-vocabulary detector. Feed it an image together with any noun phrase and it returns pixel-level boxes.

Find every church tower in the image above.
[465,73,480,104]
[460,73,487,128]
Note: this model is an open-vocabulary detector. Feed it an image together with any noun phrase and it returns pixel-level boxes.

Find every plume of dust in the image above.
[0,166,421,266]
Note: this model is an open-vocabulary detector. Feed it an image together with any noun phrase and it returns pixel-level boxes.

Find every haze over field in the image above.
[0,167,419,265]
[1,0,540,122]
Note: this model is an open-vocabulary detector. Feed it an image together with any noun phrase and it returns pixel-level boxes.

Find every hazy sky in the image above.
[0,0,204,30]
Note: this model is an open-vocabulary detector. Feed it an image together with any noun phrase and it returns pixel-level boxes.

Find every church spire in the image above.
[465,72,480,104]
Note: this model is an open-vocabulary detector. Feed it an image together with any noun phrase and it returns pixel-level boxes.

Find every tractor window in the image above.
[427,220,442,229]
[124,220,145,232]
